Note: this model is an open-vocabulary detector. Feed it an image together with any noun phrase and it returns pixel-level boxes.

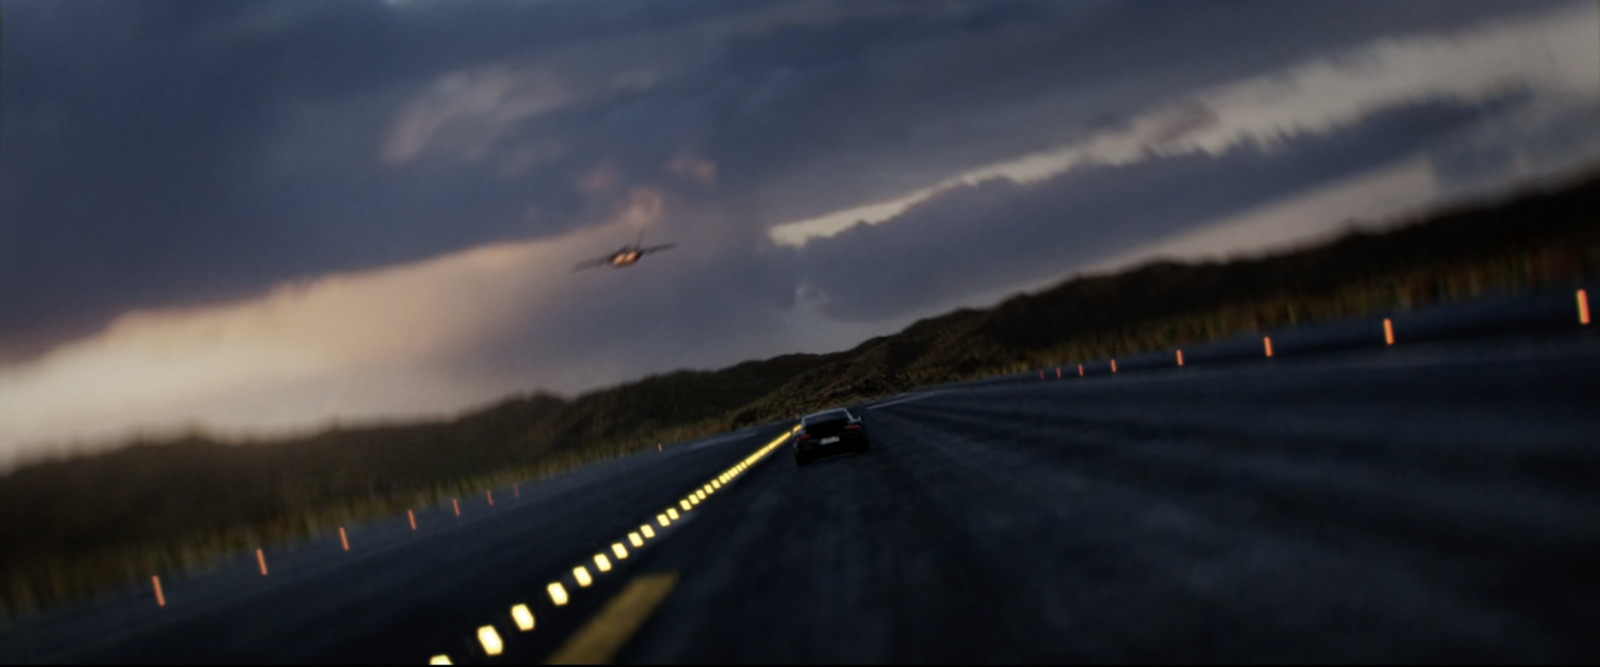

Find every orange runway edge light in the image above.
[408,510,418,531]
[1176,350,1185,367]
[1264,336,1274,358]
[1384,318,1395,345]
[486,490,494,507]
[1078,364,1084,376]
[453,498,461,517]
[256,549,269,576]
[1580,289,1590,325]
[339,527,350,552]
[151,575,165,608]
[1110,359,1117,373]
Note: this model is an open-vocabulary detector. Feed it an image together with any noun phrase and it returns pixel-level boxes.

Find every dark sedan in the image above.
[794,408,869,466]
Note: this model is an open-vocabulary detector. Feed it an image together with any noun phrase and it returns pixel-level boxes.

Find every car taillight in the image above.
[797,432,812,441]
[844,424,861,430]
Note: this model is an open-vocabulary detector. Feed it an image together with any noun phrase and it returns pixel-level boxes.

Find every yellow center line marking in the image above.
[545,572,680,665]
[427,425,797,664]
[512,604,536,631]
[478,626,504,656]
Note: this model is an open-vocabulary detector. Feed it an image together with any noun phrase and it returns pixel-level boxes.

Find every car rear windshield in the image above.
[805,411,849,427]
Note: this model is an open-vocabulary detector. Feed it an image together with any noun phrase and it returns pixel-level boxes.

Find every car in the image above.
[794,408,868,466]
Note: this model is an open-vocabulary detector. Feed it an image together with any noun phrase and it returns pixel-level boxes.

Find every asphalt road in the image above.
[2,292,1596,664]
[0,424,795,664]
[614,333,1600,663]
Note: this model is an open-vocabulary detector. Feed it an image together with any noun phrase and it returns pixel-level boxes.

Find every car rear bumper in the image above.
[796,432,867,458]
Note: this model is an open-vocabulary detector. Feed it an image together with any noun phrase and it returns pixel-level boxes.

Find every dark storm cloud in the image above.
[0,0,767,359]
[677,0,1576,224]
[791,95,1532,322]
[0,0,1576,361]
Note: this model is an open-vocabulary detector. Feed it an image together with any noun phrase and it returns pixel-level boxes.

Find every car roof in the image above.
[802,408,853,422]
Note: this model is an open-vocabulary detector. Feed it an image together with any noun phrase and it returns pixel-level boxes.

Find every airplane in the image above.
[571,233,678,272]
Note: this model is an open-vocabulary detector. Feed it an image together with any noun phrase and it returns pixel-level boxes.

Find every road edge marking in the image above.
[545,572,680,665]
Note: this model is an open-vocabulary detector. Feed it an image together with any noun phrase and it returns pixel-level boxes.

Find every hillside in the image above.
[3,171,1599,620]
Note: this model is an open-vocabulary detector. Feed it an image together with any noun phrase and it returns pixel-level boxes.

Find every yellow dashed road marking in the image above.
[512,604,536,631]
[425,424,796,663]
[478,625,504,656]
[545,572,680,665]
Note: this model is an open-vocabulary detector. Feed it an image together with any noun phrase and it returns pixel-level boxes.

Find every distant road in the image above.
[2,314,1597,662]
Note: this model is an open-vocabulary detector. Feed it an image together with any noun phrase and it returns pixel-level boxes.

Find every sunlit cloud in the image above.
[768,2,1598,247]
[0,212,654,468]
[1084,156,1442,274]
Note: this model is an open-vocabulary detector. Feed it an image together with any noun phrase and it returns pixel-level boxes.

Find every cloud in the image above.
[0,191,780,467]
[3,0,1573,362]
[0,235,554,465]
[666,153,717,188]
[789,95,1528,322]
[383,64,574,165]
[4,0,1597,464]
[576,163,622,195]
[768,1,1599,247]
[1084,156,1442,274]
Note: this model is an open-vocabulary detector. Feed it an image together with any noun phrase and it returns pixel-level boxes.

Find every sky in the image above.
[2,0,1598,467]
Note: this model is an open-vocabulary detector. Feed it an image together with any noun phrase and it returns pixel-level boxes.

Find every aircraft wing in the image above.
[640,242,678,255]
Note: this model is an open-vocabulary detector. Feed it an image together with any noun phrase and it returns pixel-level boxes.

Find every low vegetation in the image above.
[3,170,1598,622]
